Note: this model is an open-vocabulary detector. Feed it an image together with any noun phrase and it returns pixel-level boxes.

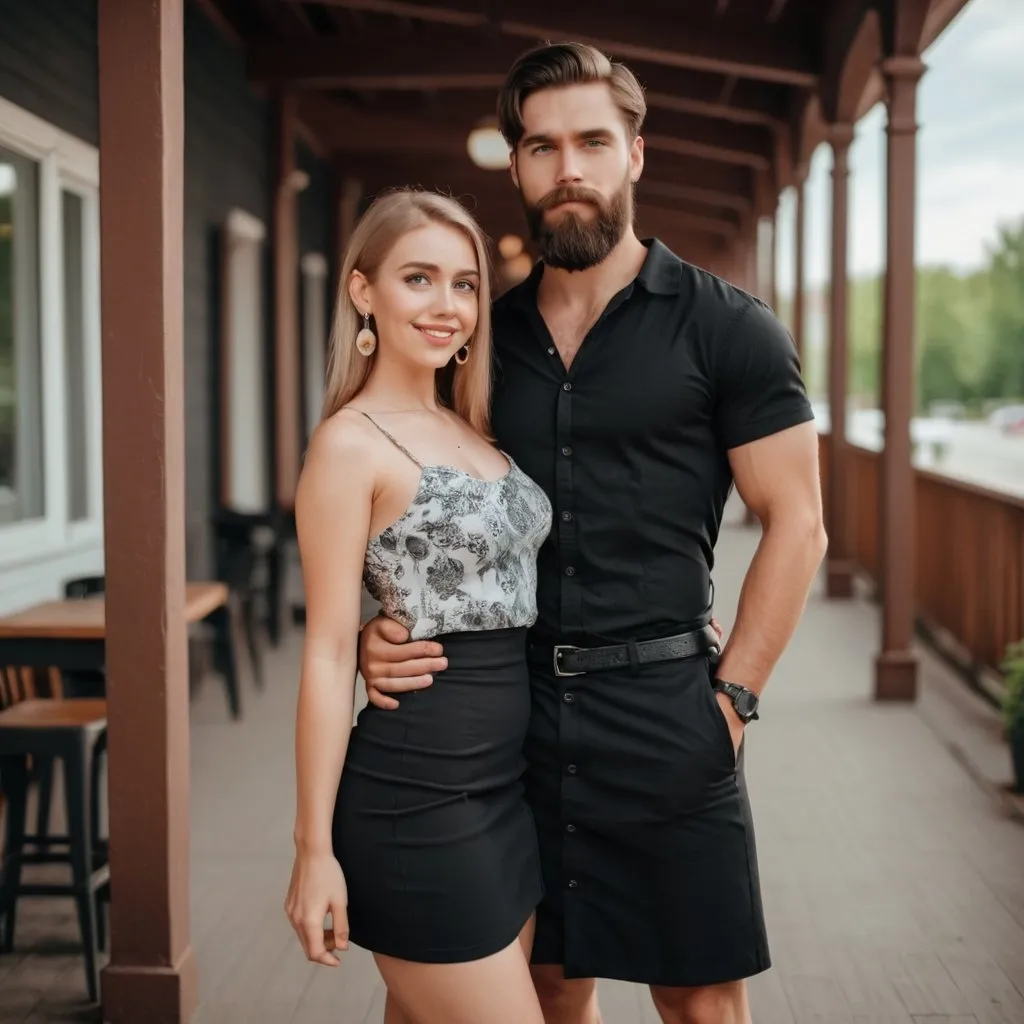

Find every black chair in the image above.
[33,576,108,844]
[0,666,109,1004]
[213,510,274,686]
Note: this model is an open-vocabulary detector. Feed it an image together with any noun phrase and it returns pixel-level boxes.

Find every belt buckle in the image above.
[553,644,583,677]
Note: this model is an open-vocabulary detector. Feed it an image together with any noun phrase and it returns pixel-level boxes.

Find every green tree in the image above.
[849,275,882,402]
[979,220,1024,401]
[916,267,976,410]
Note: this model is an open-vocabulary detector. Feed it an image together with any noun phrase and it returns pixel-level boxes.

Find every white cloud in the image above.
[777,0,1024,292]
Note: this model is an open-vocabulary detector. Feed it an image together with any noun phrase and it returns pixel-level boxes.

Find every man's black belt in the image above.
[528,625,721,678]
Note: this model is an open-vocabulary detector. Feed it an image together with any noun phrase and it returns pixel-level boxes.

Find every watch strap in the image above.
[713,679,760,721]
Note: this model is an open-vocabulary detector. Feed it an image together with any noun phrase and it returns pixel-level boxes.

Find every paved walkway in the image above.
[2,501,1023,1022]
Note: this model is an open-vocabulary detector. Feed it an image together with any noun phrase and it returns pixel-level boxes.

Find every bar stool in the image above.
[0,665,109,1004]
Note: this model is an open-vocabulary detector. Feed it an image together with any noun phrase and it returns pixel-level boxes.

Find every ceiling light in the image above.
[498,234,524,260]
[467,118,510,170]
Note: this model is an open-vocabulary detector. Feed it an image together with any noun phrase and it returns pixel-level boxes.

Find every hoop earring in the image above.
[355,312,377,356]
[454,344,470,366]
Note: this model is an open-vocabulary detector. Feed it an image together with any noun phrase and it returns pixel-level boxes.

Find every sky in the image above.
[776,0,1024,294]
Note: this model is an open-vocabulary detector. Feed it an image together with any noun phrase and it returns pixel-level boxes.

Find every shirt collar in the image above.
[635,238,684,295]
[504,236,682,311]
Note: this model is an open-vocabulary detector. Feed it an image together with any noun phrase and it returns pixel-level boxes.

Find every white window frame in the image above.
[0,96,102,570]
[222,207,270,515]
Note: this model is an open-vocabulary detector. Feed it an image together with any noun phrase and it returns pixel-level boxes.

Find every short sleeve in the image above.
[712,298,814,450]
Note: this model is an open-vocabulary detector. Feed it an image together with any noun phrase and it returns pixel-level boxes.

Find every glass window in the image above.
[62,189,89,522]
[0,146,44,526]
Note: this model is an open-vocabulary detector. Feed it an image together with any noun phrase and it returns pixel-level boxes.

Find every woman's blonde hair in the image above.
[321,187,494,438]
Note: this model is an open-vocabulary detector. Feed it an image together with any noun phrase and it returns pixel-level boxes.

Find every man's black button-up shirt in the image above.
[490,238,814,646]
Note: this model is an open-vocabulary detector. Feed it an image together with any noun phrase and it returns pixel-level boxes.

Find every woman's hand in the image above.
[285,850,350,966]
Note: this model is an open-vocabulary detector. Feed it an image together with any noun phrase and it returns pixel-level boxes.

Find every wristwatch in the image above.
[713,680,760,722]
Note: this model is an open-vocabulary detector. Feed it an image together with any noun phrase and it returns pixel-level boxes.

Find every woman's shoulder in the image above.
[302,407,380,481]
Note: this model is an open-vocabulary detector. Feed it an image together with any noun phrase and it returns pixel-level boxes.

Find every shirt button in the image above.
[561,511,572,522]
[562,382,572,392]
[561,446,572,457]
[568,879,578,889]
[547,346,556,355]
[566,823,576,833]
[566,764,577,774]
[565,566,576,576]
[563,692,575,704]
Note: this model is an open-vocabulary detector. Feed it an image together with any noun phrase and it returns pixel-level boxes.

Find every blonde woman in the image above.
[284,188,552,1024]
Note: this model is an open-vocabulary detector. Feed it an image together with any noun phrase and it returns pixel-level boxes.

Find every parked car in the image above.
[989,404,1024,436]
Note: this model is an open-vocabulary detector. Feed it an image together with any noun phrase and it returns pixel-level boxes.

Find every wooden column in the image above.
[876,55,925,701]
[743,219,758,295]
[97,1,196,1020]
[273,93,301,510]
[334,173,362,288]
[792,172,807,366]
[825,123,855,599]
[737,218,761,526]
[768,209,778,313]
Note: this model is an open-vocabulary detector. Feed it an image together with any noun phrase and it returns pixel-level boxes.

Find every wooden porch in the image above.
[3,0,1022,1020]
[3,499,1023,1024]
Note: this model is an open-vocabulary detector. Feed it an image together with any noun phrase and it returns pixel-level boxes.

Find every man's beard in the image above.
[522,175,633,272]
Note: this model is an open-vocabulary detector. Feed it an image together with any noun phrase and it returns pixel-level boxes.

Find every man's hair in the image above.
[497,42,647,148]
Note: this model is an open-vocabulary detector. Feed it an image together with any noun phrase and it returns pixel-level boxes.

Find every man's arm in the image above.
[714,419,827,694]
[358,616,448,710]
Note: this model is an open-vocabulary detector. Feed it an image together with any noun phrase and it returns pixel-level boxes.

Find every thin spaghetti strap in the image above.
[356,411,424,468]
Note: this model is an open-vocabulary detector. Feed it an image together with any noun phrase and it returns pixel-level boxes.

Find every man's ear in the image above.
[629,135,644,184]
[509,150,520,190]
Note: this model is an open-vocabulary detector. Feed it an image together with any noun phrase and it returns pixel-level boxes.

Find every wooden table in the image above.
[0,582,241,718]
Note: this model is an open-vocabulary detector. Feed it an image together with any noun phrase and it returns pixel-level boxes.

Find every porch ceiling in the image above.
[198,0,967,250]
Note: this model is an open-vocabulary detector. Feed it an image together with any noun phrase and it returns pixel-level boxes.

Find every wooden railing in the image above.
[819,434,1024,677]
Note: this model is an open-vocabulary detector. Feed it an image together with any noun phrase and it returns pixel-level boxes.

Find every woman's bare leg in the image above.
[518,913,537,960]
[374,918,542,1024]
[383,992,414,1024]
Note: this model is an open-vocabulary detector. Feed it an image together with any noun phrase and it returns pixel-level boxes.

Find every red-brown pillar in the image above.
[825,123,855,599]
[739,217,760,527]
[875,56,925,701]
[744,219,758,296]
[334,173,362,296]
[274,93,301,510]
[97,1,196,1020]
[792,171,807,366]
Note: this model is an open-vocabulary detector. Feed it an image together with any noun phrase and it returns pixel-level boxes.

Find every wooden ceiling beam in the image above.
[300,90,773,173]
[642,108,774,169]
[346,153,747,232]
[293,0,818,86]
[247,31,529,88]
[250,0,314,34]
[192,0,243,44]
[297,94,470,155]
[248,32,790,129]
[249,35,786,127]
[640,179,750,215]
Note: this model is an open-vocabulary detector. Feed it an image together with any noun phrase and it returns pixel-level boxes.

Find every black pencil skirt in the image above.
[524,649,771,987]
[333,627,543,964]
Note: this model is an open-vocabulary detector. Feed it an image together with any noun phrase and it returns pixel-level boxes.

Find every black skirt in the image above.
[333,627,543,964]
[524,648,771,987]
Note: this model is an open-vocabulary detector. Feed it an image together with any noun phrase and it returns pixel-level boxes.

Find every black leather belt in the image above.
[529,625,721,678]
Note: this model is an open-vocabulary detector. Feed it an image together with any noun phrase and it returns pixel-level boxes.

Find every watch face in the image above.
[735,690,758,719]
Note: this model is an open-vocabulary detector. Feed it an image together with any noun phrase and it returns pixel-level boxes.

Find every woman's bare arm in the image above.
[286,414,374,962]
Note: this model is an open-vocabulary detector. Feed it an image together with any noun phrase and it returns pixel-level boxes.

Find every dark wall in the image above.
[0,0,98,145]
[298,141,332,262]
[182,1,271,575]
[0,0,334,577]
